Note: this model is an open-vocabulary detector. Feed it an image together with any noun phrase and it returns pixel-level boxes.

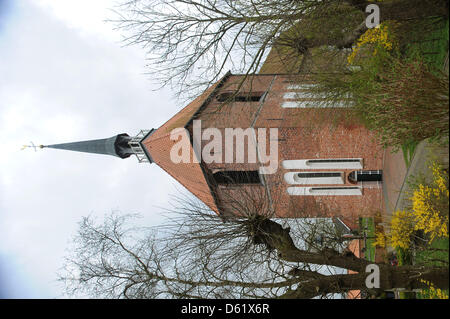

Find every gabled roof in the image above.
[332,217,355,234]
[346,239,362,299]
[142,77,229,213]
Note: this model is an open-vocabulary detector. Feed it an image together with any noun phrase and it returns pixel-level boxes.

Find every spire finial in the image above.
[21,141,44,152]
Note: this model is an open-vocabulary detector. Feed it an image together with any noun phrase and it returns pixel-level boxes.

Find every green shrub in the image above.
[311,21,449,150]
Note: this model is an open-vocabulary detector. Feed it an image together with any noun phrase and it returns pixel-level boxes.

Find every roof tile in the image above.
[142,81,224,213]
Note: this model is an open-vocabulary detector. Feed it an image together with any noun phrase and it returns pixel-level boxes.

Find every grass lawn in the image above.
[395,238,448,299]
[359,217,376,262]
[415,237,449,267]
[415,238,449,299]
[401,140,419,168]
[385,17,449,289]
[399,18,448,167]
[404,18,449,73]
[396,247,413,266]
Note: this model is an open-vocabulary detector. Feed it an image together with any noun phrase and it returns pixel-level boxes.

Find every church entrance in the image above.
[348,170,383,183]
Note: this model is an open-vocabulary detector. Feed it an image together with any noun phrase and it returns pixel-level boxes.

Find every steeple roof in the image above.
[43,133,134,159]
[142,76,229,213]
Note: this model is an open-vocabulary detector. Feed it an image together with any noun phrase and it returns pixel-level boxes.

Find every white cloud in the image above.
[0,0,183,298]
[33,0,123,41]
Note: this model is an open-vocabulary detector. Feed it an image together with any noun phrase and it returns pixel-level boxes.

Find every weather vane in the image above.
[21,141,45,152]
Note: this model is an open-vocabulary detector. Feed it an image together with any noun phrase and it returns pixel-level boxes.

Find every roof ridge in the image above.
[151,76,228,137]
[140,76,232,215]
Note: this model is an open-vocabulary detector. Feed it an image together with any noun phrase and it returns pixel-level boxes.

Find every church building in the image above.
[42,72,384,229]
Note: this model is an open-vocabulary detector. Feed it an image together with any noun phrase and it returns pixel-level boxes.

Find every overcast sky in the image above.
[0,0,185,298]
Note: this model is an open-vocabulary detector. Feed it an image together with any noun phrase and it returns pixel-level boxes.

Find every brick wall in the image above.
[191,74,384,221]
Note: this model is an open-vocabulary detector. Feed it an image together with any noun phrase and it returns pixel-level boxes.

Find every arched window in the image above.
[348,171,358,184]
[348,170,383,183]
[213,170,261,185]
[216,92,263,102]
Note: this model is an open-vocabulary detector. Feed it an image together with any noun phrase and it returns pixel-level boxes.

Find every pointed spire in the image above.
[43,134,134,159]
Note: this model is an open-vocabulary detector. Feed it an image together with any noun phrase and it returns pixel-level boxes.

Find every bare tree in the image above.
[59,189,448,299]
[111,0,448,100]
[113,0,315,99]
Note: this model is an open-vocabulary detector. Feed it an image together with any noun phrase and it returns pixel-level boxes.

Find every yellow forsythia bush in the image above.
[374,162,449,249]
[410,162,449,243]
[431,162,450,198]
[420,279,449,299]
[389,210,416,249]
[373,231,386,248]
[347,21,397,65]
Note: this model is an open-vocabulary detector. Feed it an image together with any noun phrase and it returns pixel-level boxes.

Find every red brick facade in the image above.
[144,74,384,227]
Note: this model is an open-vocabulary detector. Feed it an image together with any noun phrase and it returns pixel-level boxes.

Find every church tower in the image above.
[34,72,384,230]
[39,130,154,163]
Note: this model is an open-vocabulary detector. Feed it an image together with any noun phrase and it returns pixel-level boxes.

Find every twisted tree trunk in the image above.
[349,0,449,21]
[280,265,448,298]
[255,218,371,272]
[254,218,449,296]
[298,0,449,51]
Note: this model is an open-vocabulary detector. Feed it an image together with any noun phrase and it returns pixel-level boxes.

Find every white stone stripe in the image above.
[281,100,350,108]
[282,159,363,169]
[287,186,362,196]
[286,84,317,90]
[282,101,317,108]
[283,92,329,99]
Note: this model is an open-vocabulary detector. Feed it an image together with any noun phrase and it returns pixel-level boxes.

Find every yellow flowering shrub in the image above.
[347,22,397,65]
[389,210,416,249]
[410,162,449,242]
[373,231,386,248]
[431,162,449,198]
[420,279,449,299]
[374,162,449,249]
[373,210,415,249]
[411,185,449,242]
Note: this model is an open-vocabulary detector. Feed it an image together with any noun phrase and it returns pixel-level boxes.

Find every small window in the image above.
[311,187,360,191]
[130,142,140,148]
[294,172,343,184]
[308,159,360,164]
[216,92,263,102]
[213,170,261,185]
[284,171,344,185]
[287,186,362,196]
[296,172,341,178]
